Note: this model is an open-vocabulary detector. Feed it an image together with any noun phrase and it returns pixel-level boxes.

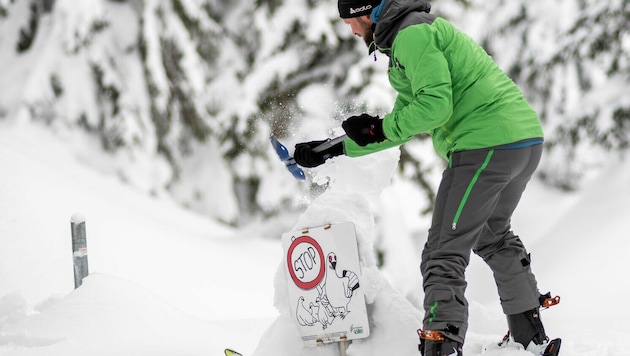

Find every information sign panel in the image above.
[282,222,370,345]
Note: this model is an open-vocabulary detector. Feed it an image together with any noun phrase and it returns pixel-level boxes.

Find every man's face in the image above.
[343,15,374,48]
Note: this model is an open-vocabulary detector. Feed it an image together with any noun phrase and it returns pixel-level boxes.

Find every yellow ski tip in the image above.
[225,349,243,356]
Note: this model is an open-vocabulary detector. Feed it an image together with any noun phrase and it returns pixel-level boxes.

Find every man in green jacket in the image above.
[293,0,560,355]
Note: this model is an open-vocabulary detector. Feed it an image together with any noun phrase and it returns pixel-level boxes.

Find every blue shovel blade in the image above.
[270,135,306,180]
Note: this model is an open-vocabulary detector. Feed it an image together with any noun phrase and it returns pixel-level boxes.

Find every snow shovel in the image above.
[270,134,347,180]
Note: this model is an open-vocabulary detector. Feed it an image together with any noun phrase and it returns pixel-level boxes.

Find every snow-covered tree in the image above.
[470,0,630,189]
[1,0,627,226]
[0,0,438,225]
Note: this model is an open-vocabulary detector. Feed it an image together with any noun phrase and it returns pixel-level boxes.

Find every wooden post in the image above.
[71,213,89,288]
[339,340,351,356]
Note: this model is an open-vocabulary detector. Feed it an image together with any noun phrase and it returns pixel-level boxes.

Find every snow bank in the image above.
[2,116,629,356]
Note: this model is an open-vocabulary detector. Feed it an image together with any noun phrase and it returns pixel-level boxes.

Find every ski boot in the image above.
[486,293,561,355]
[418,329,463,356]
[497,330,561,356]
[501,305,561,355]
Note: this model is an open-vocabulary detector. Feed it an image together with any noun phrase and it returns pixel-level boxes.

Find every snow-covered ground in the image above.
[1,120,629,356]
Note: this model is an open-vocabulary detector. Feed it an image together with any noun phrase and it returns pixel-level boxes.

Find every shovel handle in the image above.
[312,134,348,153]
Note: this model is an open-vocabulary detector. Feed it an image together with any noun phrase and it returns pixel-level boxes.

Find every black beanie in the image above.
[338,0,382,19]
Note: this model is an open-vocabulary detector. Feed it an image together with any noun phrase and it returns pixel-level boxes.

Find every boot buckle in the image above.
[418,329,446,341]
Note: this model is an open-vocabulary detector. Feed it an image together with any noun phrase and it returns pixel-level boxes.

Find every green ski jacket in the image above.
[344,0,543,161]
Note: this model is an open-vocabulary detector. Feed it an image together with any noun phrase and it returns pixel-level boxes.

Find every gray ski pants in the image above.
[420,144,543,343]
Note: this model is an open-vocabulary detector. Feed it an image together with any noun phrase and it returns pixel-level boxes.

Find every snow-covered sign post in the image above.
[282,222,369,355]
[70,213,89,288]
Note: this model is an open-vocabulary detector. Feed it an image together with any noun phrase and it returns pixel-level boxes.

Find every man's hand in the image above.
[294,140,344,168]
[341,114,386,146]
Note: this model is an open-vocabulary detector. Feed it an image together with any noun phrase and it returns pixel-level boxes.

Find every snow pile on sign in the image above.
[254,149,426,355]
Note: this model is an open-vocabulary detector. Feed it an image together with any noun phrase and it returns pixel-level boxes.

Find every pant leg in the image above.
[420,145,542,342]
[421,148,507,343]
[473,144,543,315]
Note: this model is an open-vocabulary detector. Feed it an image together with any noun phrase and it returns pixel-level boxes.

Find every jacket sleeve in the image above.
[343,135,410,157]
[343,73,415,157]
[381,25,453,141]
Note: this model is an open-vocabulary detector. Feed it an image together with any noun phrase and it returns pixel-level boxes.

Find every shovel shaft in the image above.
[312,134,347,153]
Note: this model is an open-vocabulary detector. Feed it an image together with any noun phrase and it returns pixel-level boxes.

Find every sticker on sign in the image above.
[286,235,326,290]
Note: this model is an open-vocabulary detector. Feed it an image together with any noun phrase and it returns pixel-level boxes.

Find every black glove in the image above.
[294,140,344,168]
[341,114,386,146]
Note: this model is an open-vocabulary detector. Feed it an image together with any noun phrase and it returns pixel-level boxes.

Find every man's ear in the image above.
[360,14,373,24]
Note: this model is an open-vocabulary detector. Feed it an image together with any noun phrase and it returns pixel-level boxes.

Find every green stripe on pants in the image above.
[451,149,494,230]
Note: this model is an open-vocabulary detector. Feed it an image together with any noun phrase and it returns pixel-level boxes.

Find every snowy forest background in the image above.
[1,0,629,236]
[1,1,629,355]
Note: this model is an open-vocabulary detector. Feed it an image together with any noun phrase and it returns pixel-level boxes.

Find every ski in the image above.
[224,349,243,356]
[542,338,561,356]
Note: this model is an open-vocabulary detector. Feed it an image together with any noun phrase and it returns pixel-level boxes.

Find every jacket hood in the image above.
[373,0,432,54]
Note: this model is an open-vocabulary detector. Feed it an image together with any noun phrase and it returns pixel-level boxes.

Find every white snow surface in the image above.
[1,121,629,356]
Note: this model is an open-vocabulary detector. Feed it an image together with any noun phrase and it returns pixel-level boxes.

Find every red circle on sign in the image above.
[286,235,325,290]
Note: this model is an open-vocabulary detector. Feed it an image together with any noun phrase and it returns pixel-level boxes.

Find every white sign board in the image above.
[282,222,370,345]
